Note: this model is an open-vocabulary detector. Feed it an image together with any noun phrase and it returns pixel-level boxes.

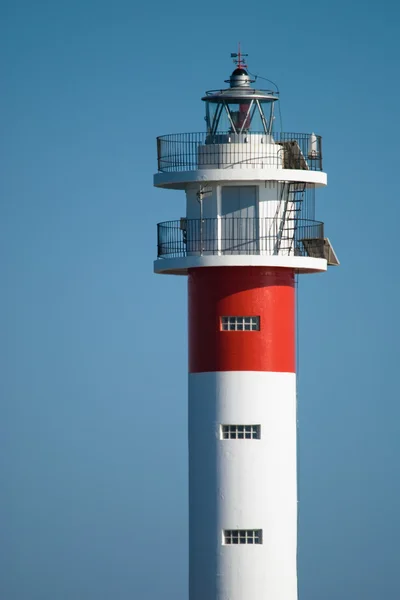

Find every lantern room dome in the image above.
[228,66,252,88]
[232,67,248,76]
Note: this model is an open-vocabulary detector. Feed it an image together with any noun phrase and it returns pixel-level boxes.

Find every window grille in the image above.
[221,425,261,440]
[221,316,260,331]
[223,529,263,545]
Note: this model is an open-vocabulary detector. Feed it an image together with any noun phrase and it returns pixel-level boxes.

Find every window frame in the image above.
[223,529,263,545]
[220,316,260,331]
[220,424,261,440]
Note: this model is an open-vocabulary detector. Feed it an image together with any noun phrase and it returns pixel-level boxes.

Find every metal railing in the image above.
[157,218,325,259]
[156,132,323,172]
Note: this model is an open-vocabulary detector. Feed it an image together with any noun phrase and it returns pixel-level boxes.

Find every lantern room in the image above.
[202,62,278,136]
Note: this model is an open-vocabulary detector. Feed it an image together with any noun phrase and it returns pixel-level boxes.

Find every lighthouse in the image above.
[154,50,338,600]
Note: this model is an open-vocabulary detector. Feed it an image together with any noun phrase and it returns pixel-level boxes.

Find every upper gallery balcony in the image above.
[156,131,323,173]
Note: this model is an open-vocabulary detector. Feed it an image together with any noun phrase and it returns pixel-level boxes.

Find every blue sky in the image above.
[2,1,400,598]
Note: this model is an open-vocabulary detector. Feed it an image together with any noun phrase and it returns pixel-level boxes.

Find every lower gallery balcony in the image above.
[157,218,325,259]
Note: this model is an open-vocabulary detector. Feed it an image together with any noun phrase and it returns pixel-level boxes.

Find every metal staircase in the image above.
[274,182,306,254]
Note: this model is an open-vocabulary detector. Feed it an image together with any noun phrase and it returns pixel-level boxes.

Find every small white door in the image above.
[221,186,258,254]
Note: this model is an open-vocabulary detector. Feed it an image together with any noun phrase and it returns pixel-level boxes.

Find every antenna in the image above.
[231,42,248,69]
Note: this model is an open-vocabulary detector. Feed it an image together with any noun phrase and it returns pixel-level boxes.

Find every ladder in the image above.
[274,182,306,255]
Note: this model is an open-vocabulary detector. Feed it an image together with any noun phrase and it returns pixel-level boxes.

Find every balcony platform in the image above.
[154,167,327,189]
[154,254,327,275]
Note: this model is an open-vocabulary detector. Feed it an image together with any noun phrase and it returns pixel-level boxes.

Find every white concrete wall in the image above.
[186,184,219,220]
[197,134,283,170]
[189,371,298,600]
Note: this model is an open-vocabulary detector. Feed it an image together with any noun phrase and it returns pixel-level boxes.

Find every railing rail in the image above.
[156,132,323,172]
[157,218,325,259]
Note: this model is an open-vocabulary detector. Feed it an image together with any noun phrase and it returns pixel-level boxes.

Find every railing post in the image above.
[319,135,323,171]
[157,137,161,172]
[199,196,203,256]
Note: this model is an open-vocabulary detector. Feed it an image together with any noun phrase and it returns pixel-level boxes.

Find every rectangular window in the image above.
[221,316,260,331]
[223,529,263,545]
[221,425,261,440]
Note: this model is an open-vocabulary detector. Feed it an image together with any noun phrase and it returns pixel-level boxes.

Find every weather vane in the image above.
[231,42,248,69]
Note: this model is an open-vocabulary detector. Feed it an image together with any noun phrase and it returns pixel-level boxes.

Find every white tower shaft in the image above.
[189,371,297,600]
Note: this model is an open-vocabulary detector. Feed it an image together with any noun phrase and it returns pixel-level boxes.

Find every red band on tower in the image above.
[188,267,295,373]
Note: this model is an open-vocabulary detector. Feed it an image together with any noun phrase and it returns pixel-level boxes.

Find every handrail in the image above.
[157,218,325,259]
[156,132,323,173]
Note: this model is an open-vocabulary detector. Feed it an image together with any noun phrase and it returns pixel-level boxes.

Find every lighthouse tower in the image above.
[154,51,338,600]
